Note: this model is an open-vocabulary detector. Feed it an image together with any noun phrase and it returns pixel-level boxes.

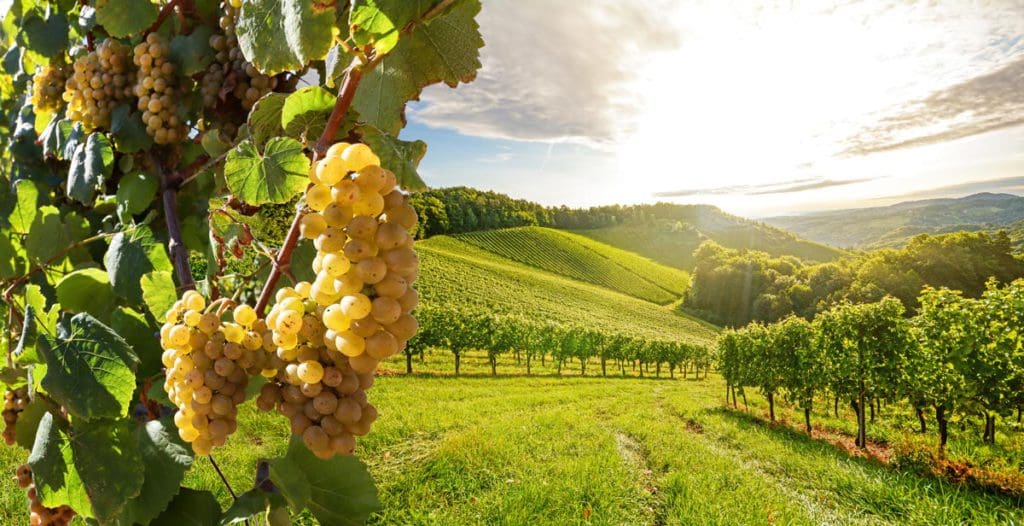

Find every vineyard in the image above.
[455,227,689,303]
[416,235,718,344]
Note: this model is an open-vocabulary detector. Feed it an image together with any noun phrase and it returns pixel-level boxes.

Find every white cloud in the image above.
[408,0,680,146]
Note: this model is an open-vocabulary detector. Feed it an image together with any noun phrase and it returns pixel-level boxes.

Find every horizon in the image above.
[400,2,1024,218]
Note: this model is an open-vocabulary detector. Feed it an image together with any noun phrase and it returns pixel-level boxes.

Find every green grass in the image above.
[6,351,1020,525]
[418,236,718,345]
[455,227,689,303]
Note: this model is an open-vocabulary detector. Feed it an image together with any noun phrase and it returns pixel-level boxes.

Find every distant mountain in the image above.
[765,193,1024,249]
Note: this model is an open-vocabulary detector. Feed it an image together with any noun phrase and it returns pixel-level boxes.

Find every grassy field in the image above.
[4,351,1021,525]
[455,227,689,303]
[418,236,717,345]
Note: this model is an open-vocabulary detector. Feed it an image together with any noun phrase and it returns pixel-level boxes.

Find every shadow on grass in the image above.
[710,406,1024,503]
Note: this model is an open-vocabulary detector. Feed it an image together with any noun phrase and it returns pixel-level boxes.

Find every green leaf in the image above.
[235,0,336,76]
[10,178,39,234]
[23,284,59,337]
[116,171,159,219]
[39,115,75,159]
[0,232,26,279]
[105,226,173,306]
[150,488,222,526]
[111,307,163,379]
[169,26,215,76]
[95,0,158,38]
[55,268,116,322]
[14,397,51,450]
[358,125,427,190]
[67,133,113,204]
[349,0,448,56]
[111,104,154,153]
[352,0,482,135]
[281,86,335,146]
[13,304,39,364]
[219,489,278,525]
[201,129,232,158]
[246,92,286,149]
[269,436,381,526]
[19,13,69,56]
[224,137,310,205]
[122,418,194,525]
[26,206,71,264]
[37,313,139,421]
[141,270,177,322]
[29,413,146,523]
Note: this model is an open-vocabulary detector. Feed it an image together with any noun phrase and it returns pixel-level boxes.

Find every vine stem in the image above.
[254,60,366,314]
[208,455,238,499]
[143,0,186,37]
[158,163,196,292]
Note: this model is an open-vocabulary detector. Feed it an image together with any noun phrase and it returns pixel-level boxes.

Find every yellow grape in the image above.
[316,157,346,186]
[300,213,327,239]
[306,184,333,211]
[325,142,350,159]
[340,294,372,319]
[234,305,257,327]
[322,304,350,332]
[297,361,325,384]
[341,143,379,171]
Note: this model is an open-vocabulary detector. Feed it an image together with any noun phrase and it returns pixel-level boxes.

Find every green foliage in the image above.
[0,0,484,523]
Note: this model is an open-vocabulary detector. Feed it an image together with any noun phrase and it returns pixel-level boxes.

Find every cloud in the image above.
[654,177,877,197]
[843,55,1024,156]
[408,1,679,146]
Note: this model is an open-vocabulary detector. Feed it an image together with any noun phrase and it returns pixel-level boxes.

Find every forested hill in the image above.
[765,192,1024,249]
[409,186,843,269]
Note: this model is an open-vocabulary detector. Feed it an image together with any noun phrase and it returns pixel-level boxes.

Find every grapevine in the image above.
[0,0,482,522]
[15,464,76,526]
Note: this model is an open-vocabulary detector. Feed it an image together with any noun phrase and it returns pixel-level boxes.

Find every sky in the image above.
[400,1,1024,218]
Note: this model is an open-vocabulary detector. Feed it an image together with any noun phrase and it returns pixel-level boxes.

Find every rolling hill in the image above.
[766,192,1024,249]
[455,227,689,304]
[416,235,718,346]
[571,207,843,271]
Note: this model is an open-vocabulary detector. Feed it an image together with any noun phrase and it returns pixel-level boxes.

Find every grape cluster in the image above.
[30,62,68,113]
[64,38,135,130]
[133,33,185,145]
[258,283,379,458]
[2,387,28,446]
[256,142,419,457]
[160,291,265,455]
[200,1,277,112]
[15,464,76,526]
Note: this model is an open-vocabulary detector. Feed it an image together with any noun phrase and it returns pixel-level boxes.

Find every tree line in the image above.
[718,279,1024,450]
[408,186,759,238]
[687,231,1024,327]
[403,307,714,378]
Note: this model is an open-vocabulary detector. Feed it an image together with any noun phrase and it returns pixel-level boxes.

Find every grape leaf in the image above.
[14,396,51,450]
[281,86,335,147]
[247,92,286,149]
[141,270,177,322]
[0,231,26,279]
[121,418,194,525]
[39,115,75,160]
[219,489,287,525]
[169,26,215,76]
[116,171,159,219]
[349,0,448,56]
[55,268,116,323]
[25,206,71,264]
[105,226,174,306]
[358,125,427,191]
[37,313,139,421]
[235,0,336,76]
[95,0,158,38]
[110,306,163,379]
[111,104,154,153]
[150,488,222,526]
[18,13,69,56]
[29,413,145,523]
[269,436,381,526]
[67,132,113,204]
[224,137,310,205]
[351,0,482,135]
[10,178,39,234]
